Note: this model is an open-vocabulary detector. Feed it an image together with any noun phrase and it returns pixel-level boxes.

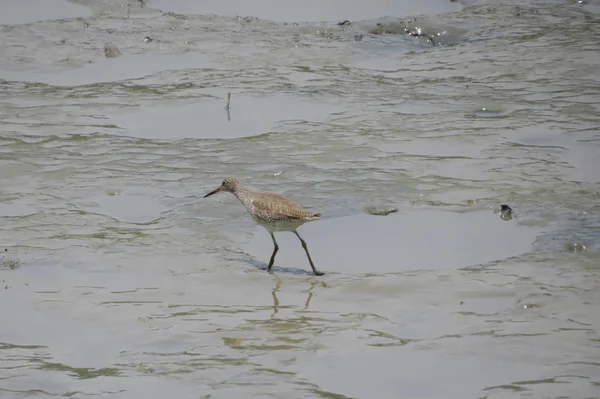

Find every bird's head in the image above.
[203,177,242,198]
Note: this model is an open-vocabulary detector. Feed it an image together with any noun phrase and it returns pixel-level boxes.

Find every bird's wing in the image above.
[252,193,319,220]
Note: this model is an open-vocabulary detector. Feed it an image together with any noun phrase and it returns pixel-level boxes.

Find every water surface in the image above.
[1,0,600,398]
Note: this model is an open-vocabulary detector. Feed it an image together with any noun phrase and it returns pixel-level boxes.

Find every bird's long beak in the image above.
[203,186,222,198]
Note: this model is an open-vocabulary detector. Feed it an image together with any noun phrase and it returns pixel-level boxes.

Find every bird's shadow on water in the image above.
[243,259,322,276]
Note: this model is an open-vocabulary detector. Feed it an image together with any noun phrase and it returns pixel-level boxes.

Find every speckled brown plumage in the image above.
[251,193,320,222]
[203,177,323,276]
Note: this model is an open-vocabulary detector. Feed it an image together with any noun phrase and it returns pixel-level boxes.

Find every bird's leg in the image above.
[267,232,279,272]
[293,231,324,276]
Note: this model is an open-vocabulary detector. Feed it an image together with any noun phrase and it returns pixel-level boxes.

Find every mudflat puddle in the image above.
[0,52,217,86]
[0,0,92,25]
[108,92,342,139]
[244,209,541,274]
[150,0,463,22]
[0,202,38,218]
[72,188,166,224]
[299,348,537,399]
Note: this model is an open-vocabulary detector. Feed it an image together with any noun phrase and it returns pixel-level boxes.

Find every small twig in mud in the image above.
[225,92,231,122]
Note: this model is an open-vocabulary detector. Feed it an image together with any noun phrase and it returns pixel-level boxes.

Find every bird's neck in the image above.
[231,186,253,209]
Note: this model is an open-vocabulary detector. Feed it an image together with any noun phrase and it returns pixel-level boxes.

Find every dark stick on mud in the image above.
[225,92,231,122]
[225,92,231,111]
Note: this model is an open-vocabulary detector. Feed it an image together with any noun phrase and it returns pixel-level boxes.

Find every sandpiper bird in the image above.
[204,177,324,276]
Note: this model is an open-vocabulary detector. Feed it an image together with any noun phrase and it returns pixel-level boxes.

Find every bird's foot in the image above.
[314,271,325,276]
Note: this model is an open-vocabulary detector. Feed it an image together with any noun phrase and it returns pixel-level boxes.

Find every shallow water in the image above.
[1,0,600,398]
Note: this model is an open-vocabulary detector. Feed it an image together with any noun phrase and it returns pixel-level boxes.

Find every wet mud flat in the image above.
[1,0,600,397]
[244,208,541,274]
